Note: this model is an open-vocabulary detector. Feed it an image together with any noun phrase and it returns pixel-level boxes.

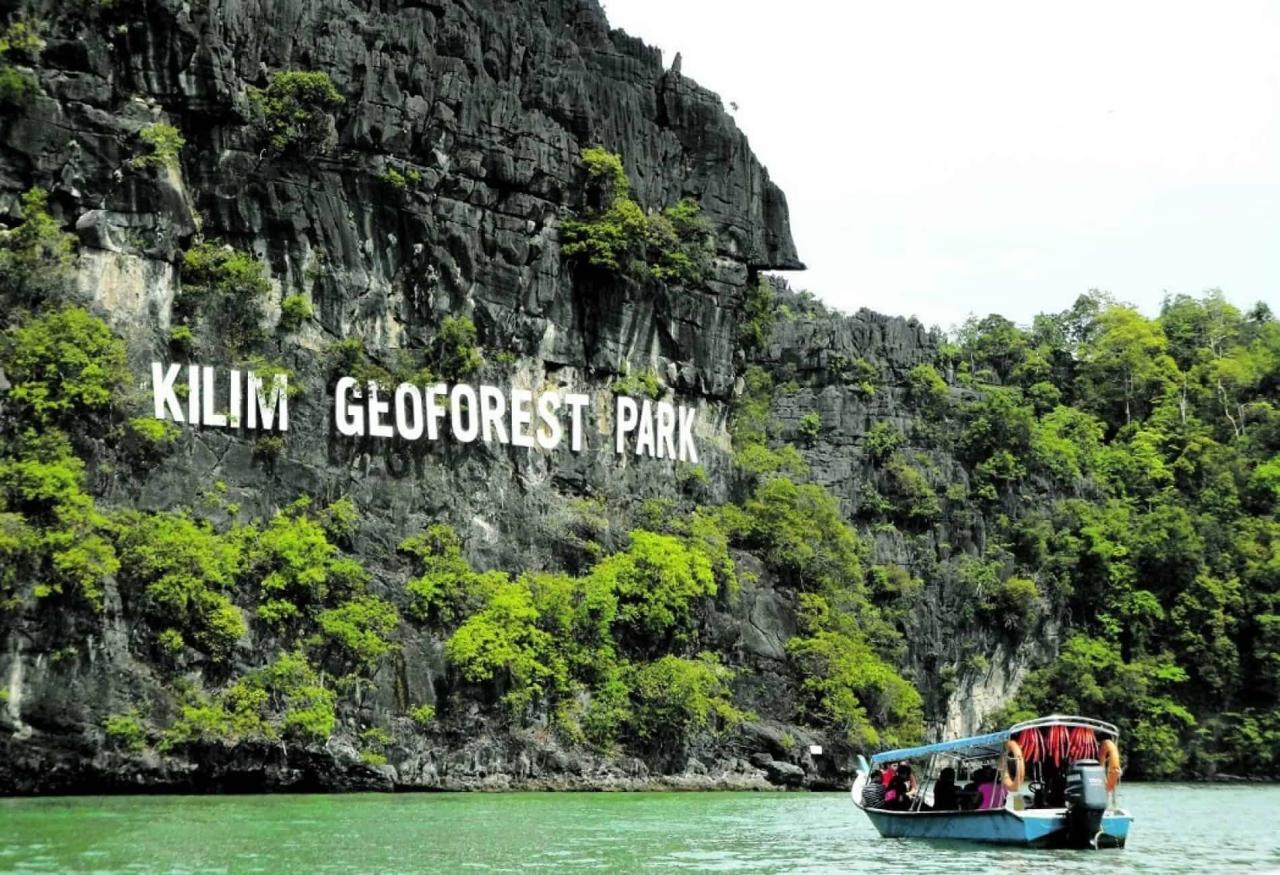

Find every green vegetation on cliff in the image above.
[561,147,714,286]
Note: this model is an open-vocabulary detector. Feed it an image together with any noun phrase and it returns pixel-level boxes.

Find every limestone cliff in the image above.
[0,0,1030,793]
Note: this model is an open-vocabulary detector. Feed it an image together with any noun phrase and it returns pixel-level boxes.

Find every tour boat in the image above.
[852,715,1133,849]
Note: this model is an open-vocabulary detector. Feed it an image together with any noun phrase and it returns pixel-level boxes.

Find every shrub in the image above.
[739,275,777,352]
[179,242,271,351]
[560,148,714,286]
[0,65,37,106]
[628,653,742,743]
[587,531,716,645]
[907,363,949,411]
[315,594,399,671]
[381,166,421,192]
[987,576,1041,628]
[788,617,923,748]
[248,71,345,155]
[114,511,248,660]
[402,523,498,624]
[126,416,179,447]
[0,187,77,305]
[446,576,558,715]
[0,429,118,609]
[162,651,336,749]
[408,704,436,727]
[611,369,662,399]
[1,306,130,428]
[279,294,313,331]
[169,324,195,355]
[0,19,43,108]
[103,712,148,752]
[429,315,482,379]
[129,123,185,170]
[247,502,367,620]
[863,421,903,462]
[797,411,821,443]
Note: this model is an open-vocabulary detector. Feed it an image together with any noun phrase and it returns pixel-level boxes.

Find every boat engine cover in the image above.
[1066,760,1108,811]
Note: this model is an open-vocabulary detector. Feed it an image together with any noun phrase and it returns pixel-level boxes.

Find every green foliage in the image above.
[788,607,923,749]
[408,704,436,727]
[247,500,367,623]
[279,294,313,331]
[628,653,742,743]
[588,530,716,645]
[0,64,37,106]
[446,575,558,715]
[103,712,148,752]
[162,651,336,749]
[2,306,130,428]
[315,595,399,671]
[907,363,949,412]
[0,429,118,609]
[797,411,821,443]
[126,416,179,448]
[178,242,271,352]
[248,71,345,155]
[739,276,777,351]
[0,188,76,306]
[611,369,661,400]
[115,511,247,660]
[430,315,483,379]
[129,123,185,170]
[864,421,903,463]
[381,166,421,192]
[0,19,43,107]
[561,148,714,286]
[402,523,498,625]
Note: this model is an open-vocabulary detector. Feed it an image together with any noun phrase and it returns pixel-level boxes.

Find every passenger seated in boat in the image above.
[883,763,917,811]
[862,770,886,808]
[932,767,959,810]
[976,766,1006,810]
[958,769,983,809]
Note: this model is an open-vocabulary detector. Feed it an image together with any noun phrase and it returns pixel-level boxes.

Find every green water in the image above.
[1,785,1277,873]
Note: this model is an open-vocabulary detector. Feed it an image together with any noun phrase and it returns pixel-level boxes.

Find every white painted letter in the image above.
[479,385,509,444]
[334,377,364,436]
[367,382,394,438]
[678,405,698,463]
[536,391,562,450]
[656,401,676,459]
[451,384,479,443]
[425,383,448,440]
[395,383,424,440]
[565,393,590,453]
[510,388,534,448]
[202,366,227,428]
[151,362,183,422]
[635,399,655,458]
[248,371,289,432]
[615,397,638,454]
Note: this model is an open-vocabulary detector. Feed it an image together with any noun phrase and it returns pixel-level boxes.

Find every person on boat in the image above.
[862,770,886,808]
[976,765,1006,810]
[884,763,917,811]
[932,766,959,810]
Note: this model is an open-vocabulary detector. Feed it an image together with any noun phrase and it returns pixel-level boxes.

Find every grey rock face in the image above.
[0,0,1018,795]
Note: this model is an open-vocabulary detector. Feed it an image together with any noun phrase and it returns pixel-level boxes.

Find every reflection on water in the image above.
[1,784,1278,874]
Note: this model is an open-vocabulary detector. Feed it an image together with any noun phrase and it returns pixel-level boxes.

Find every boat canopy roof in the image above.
[869,714,1120,766]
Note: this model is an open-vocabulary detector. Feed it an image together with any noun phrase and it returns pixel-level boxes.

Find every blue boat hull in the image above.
[863,807,1132,848]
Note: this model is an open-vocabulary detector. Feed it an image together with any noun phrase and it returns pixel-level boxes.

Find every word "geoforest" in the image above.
[335,378,700,462]
[149,363,701,462]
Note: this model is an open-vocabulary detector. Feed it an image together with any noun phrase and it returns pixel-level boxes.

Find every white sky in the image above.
[601,0,1280,330]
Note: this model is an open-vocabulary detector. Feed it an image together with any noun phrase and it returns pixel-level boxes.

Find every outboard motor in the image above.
[1064,759,1108,848]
